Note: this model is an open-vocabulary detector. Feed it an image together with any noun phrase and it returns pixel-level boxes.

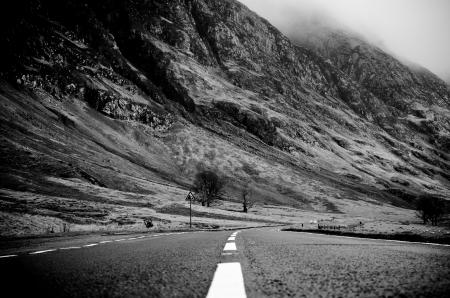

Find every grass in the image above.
[156,203,286,224]
[283,217,450,245]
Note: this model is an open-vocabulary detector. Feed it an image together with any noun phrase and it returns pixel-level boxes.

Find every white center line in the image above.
[83,243,98,247]
[29,249,56,255]
[223,242,237,251]
[115,239,126,242]
[0,255,17,259]
[206,262,247,298]
[59,246,81,250]
[99,240,113,244]
[127,238,137,240]
[136,236,146,239]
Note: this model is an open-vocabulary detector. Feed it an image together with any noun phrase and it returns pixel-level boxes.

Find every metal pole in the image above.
[189,193,192,229]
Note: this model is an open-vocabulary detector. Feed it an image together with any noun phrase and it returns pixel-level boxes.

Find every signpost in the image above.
[185,191,196,229]
[189,192,192,229]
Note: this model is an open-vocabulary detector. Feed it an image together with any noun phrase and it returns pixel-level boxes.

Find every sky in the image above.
[239,0,450,82]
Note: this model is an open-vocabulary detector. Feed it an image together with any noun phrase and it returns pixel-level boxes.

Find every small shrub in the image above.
[62,223,70,232]
[144,218,154,228]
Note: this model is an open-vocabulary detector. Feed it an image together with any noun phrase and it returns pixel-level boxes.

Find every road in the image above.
[0,229,449,297]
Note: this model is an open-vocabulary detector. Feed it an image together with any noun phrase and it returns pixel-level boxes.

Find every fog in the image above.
[239,0,450,82]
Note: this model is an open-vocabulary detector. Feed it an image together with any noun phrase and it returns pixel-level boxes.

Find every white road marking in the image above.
[29,249,56,255]
[221,252,234,256]
[0,255,17,259]
[228,236,236,241]
[424,242,450,247]
[383,239,450,247]
[206,263,246,298]
[2,232,194,258]
[298,232,450,247]
[223,242,237,251]
[83,243,98,247]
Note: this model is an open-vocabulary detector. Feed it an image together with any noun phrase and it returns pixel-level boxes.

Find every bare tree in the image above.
[242,184,254,213]
[416,196,429,224]
[193,170,225,207]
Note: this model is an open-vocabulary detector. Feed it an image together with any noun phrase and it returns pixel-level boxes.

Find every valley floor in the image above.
[1,177,449,241]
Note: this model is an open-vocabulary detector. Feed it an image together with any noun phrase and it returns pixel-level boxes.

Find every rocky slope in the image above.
[0,0,449,235]
[287,22,450,149]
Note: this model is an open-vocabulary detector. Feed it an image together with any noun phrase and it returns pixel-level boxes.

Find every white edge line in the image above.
[298,232,450,247]
[59,246,81,250]
[99,240,113,244]
[29,249,56,255]
[83,243,98,247]
[0,255,17,258]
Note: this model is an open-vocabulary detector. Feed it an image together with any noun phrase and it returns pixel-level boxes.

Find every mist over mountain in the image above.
[0,0,449,236]
[239,0,450,83]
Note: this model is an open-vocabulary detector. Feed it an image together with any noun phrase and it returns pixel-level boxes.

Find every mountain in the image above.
[0,0,449,236]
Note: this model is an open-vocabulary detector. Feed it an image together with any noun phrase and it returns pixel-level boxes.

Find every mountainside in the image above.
[0,0,449,236]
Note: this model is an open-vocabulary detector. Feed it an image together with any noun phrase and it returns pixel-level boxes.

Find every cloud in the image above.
[238,0,450,81]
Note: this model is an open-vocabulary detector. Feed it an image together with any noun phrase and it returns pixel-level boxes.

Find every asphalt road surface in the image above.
[1,228,449,297]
